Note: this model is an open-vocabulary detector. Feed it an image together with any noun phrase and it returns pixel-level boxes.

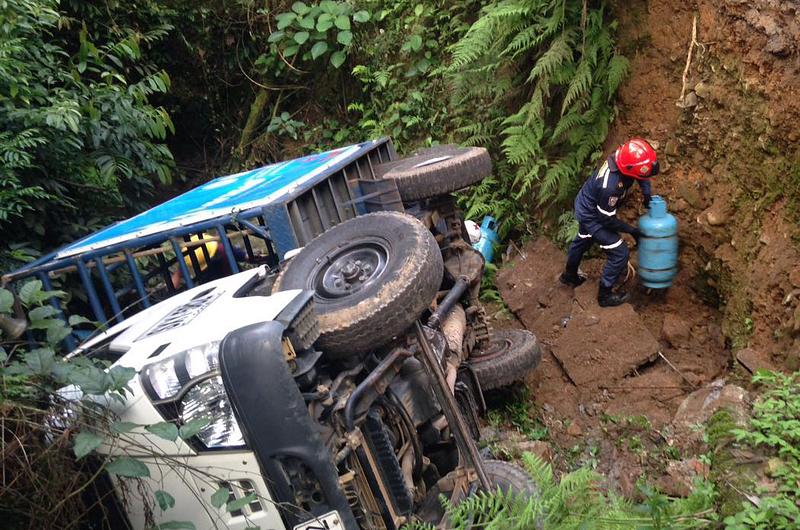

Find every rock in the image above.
[542,403,555,414]
[671,198,689,213]
[789,268,800,288]
[678,181,704,209]
[765,35,792,57]
[481,426,500,442]
[736,348,775,374]
[694,81,711,99]
[672,380,750,429]
[680,91,698,108]
[517,440,553,463]
[658,459,710,497]
[662,314,691,347]
[664,140,678,157]
[703,201,730,226]
[566,422,583,436]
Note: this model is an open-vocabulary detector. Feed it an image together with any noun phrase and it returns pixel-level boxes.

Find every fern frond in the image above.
[607,54,630,98]
[527,33,574,84]
[561,58,592,114]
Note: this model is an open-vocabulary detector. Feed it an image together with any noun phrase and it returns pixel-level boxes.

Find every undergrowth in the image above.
[723,371,800,528]
[407,453,717,529]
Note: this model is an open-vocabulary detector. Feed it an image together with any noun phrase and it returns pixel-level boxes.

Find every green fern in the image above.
[448,0,630,233]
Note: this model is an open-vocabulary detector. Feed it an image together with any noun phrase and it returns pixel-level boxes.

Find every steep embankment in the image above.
[609,0,800,368]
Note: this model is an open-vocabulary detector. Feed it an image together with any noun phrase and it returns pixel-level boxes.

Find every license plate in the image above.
[293,511,344,530]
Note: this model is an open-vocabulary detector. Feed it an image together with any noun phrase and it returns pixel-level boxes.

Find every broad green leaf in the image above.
[155,490,176,511]
[211,486,229,509]
[409,35,423,52]
[25,348,55,375]
[291,1,309,15]
[46,321,72,344]
[311,41,328,59]
[155,522,195,530]
[73,430,104,459]
[414,4,424,16]
[226,493,257,513]
[106,456,150,478]
[275,12,296,30]
[108,365,136,390]
[18,280,43,306]
[0,289,13,313]
[268,30,284,43]
[334,15,350,31]
[29,305,57,321]
[146,421,179,442]
[320,0,337,14]
[316,15,334,32]
[330,50,346,68]
[111,421,140,434]
[353,10,370,23]
[298,16,315,30]
[68,315,93,326]
[179,417,210,439]
[294,31,310,44]
[283,44,299,57]
[337,31,352,46]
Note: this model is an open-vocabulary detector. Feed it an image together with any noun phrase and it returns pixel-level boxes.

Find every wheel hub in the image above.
[315,242,388,299]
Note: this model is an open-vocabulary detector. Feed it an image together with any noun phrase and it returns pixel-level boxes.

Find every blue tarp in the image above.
[56,142,371,259]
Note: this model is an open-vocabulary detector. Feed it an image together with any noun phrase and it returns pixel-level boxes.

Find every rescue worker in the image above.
[560,138,659,307]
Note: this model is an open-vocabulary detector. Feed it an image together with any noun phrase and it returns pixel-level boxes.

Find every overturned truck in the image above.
[8,139,542,529]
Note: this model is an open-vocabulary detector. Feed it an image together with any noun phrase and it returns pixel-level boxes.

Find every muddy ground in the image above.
[480,0,800,497]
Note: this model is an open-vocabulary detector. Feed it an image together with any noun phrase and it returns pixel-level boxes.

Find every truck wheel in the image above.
[375,146,492,202]
[274,212,443,358]
[467,330,541,390]
[483,460,539,498]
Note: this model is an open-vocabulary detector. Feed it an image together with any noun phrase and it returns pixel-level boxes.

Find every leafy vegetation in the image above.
[449,0,627,237]
[723,371,800,529]
[408,453,717,529]
[0,0,174,254]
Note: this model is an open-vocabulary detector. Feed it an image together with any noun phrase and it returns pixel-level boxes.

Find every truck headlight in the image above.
[141,341,244,449]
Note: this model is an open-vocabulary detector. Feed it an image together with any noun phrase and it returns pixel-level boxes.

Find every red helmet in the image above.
[615,138,658,179]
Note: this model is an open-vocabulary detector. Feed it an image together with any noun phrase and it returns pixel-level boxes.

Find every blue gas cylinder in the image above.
[637,196,678,288]
[473,216,499,263]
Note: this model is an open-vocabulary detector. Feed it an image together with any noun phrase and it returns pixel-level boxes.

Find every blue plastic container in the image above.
[473,216,499,263]
[637,196,678,288]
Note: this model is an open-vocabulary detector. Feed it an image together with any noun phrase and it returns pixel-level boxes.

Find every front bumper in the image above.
[219,320,358,530]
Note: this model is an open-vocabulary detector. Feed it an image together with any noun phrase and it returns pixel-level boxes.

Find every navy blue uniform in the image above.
[565,155,651,288]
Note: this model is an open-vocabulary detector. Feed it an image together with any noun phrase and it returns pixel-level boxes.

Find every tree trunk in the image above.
[235,88,270,161]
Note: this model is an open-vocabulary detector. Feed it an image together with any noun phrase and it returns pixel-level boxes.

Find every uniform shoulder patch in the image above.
[608,196,619,207]
[617,181,624,188]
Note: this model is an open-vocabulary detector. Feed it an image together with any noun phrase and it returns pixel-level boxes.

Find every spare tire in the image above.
[467,329,541,390]
[483,459,539,498]
[274,212,443,358]
[375,145,492,202]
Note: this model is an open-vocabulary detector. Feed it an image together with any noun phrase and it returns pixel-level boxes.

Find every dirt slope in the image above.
[487,0,800,495]
[608,0,800,367]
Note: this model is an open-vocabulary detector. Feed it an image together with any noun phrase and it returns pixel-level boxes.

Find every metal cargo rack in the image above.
[2,138,403,349]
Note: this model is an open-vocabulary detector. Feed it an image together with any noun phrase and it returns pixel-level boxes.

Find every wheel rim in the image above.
[312,240,389,300]
[471,334,513,361]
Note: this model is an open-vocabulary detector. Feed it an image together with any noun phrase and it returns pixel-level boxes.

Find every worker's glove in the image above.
[630,228,643,246]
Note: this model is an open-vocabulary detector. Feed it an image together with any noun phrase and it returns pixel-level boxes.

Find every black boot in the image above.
[598,284,629,307]
[559,270,586,287]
